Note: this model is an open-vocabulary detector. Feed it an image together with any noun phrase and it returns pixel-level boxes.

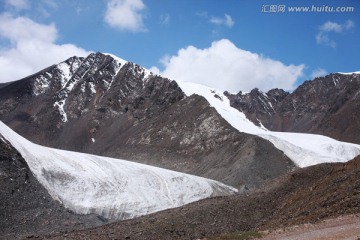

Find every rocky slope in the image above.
[0,135,105,240]
[41,155,360,240]
[226,73,360,144]
[263,154,360,229]
[0,52,294,190]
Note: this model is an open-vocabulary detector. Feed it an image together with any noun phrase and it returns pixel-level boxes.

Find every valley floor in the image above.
[259,214,360,240]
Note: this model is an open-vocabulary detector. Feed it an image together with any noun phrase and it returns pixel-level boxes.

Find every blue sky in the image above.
[0,0,359,92]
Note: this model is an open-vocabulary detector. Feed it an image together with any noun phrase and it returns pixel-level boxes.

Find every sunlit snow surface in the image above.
[176,80,360,168]
[338,71,360,75]
[0,121,237,220]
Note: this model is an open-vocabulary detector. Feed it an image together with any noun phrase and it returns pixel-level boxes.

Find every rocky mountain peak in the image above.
[226,72,360,143]
[224,87,287,127]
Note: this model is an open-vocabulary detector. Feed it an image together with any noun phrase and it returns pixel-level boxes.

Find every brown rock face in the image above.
[226,73,360,144]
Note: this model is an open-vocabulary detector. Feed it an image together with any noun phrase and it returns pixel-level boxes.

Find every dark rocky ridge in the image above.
[226,73,360,144]
[225,88,288,127]
[0,52,294,190]
[0,135,107,240]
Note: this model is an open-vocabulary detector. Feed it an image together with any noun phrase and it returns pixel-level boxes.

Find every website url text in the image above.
[261,5,355,13]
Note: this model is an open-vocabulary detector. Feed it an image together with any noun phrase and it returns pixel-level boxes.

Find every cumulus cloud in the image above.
[316,20,355,48]
[0,13,90,83]
[311,68,328,79]
[5,0,30,11]
[210,14,234,28]
[104,0,147,32]
[156,39,305,92]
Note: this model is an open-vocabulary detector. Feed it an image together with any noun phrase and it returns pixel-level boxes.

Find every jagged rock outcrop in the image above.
[226,73,360,144]
[225,88,288,128]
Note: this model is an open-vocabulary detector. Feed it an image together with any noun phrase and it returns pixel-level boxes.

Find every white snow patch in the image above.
[332,76,339,86]
[66,79,79,93]
[104,53,128,89]
[80,83,86,93]
[91,138,95,143]
[257,119,268,131]
[338,71,360,75]
[143,68,152,80]
[53,100,68,122]
[56,62,73,88]
[0,136,6,143]
[0,121,236,220]
[89,82,96,94]
[175,80,360,167]
[33,75,50,95]
[53,63,87,122]
[71,59,82,73]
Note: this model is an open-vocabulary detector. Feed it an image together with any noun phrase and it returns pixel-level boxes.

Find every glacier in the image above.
[175,80,360,168]
[0,121,237,220]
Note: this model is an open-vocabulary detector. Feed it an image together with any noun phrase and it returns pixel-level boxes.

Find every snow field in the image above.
[0,121,237,220]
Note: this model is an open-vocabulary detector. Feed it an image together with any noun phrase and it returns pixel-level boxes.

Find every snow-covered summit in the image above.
[0,121,236,220]
[103,52,128,67]
[338,71,360,75]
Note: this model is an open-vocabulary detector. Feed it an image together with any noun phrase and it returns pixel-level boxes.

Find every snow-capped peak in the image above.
[105,53,153,80]
[104,53,127,67]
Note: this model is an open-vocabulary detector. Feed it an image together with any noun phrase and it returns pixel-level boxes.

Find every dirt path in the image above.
[260,214,360,240]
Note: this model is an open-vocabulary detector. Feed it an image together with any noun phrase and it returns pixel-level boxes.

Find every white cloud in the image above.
[210,14,234,28]
[320,21,342,32]
[5,0,30,11]
[316,31,336,48]
[345,20,355,29]
[0,13,90,83]
[104,0,147,32]
[160,13,170,25]
[155,39,305,92]
[311,68,328,79]
[149,66,160,74]
[316,20,355,48]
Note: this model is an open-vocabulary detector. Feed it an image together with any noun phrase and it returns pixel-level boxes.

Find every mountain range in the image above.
[225,72,360,144]
[0,52,359,239]
[0,52,298,190]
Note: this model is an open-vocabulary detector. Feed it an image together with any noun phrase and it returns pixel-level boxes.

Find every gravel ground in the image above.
[260,214,360,240]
